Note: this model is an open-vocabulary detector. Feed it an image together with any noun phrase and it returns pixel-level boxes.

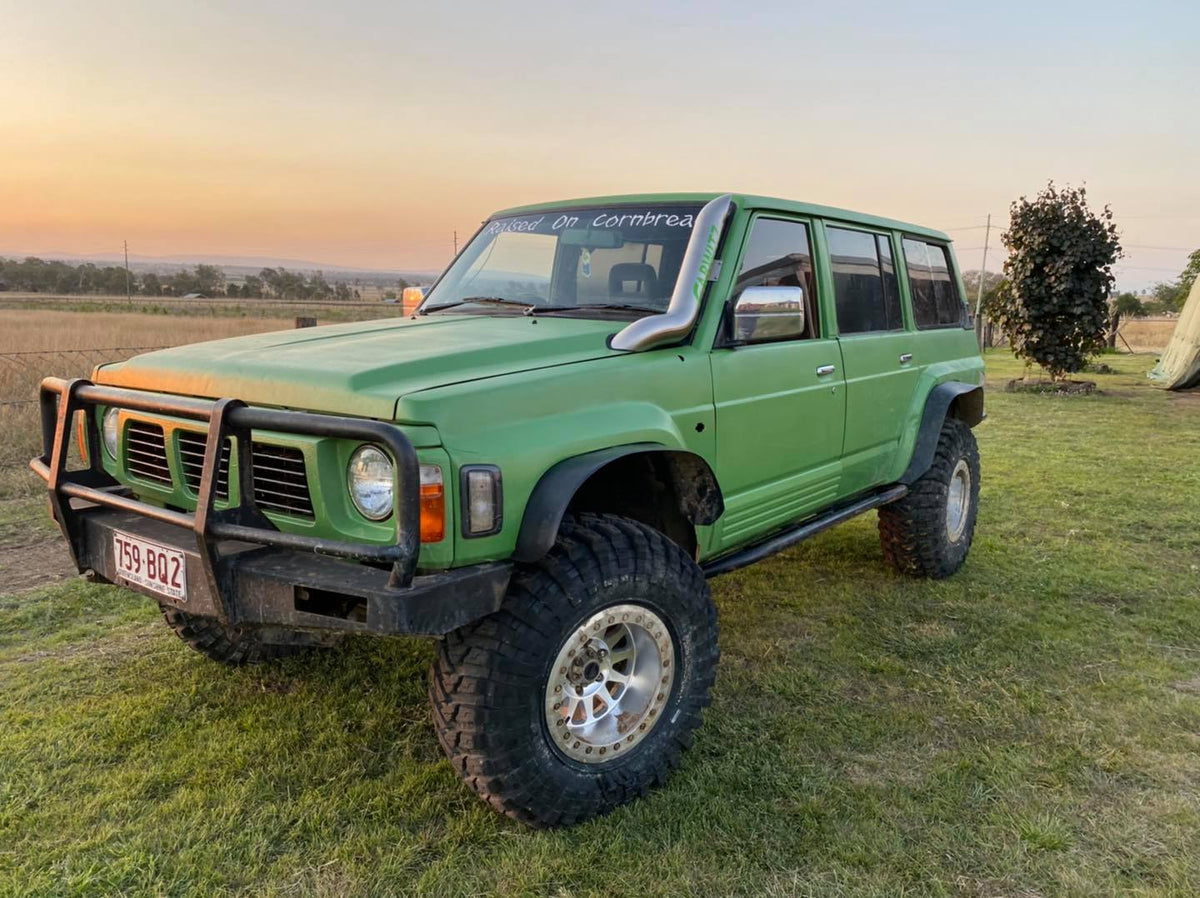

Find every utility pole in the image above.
[453,230,458,256]
[124,240,132,304]
[973,214,992,347]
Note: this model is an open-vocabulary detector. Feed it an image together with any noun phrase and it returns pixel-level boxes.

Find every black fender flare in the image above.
[899,382,985,485]
[513,444,723,563]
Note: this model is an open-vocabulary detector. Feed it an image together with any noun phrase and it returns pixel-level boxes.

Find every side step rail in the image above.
[702,485,908,579]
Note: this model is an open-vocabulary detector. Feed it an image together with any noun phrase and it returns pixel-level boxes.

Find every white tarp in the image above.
[1149,278,1200,390]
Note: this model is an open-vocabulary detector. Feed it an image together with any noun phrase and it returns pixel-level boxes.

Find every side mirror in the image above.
[732,286,806,343]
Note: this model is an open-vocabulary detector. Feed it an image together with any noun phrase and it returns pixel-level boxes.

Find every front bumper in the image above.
[30,377,511,637]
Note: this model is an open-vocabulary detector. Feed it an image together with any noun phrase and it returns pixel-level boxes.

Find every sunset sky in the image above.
[2,0,1198,288]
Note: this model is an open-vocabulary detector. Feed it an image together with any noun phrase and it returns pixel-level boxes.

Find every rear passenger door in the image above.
[822,224,920,496]
[710,215,846,551]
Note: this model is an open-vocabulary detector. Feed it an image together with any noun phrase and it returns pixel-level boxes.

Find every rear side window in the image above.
[827,226,902,334]
[903,238,964,328]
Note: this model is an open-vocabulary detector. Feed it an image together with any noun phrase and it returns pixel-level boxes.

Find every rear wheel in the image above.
[879,417,980,579]
[157,604,329,665]
[429,513,719,827]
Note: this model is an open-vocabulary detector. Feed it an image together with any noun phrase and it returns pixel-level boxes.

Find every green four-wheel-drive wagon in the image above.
[32,192,984,826]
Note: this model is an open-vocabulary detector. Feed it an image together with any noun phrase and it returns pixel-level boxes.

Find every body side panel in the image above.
[396,348,718,566]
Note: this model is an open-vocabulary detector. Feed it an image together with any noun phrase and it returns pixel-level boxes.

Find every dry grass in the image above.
[1118,317,1176,352]
[0,308,294,353]
[0,309,297,508]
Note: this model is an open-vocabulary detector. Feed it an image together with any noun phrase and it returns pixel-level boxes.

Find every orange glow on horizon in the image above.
[1,1,1196,288]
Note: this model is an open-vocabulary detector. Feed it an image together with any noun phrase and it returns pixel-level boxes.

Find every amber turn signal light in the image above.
[419,464,445,543]
[74,411,88,466]
[401,286,425,316]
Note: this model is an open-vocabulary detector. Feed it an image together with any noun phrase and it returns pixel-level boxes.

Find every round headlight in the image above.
[102,408,120,458]
[347,445,394,521]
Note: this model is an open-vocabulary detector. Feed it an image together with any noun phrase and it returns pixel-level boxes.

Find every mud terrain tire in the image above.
[158,604,325,665]
[429,513,719,828]
[879,417,980,579]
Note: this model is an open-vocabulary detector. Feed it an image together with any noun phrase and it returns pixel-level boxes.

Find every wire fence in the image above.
[0,346,166,548]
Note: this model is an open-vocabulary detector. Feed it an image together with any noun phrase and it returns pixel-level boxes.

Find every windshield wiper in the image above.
[422,296,536,314]
[530,303,662,316]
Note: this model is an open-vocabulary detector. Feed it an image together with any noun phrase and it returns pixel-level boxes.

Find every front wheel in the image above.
[878,417,980,579]
[429,513,719,827]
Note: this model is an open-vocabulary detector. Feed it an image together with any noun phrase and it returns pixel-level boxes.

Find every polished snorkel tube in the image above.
[609,193,733,352]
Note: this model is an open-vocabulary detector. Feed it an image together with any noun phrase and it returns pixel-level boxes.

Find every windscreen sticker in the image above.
[581,212,696,230]
[484,210,698,237]
[580,249,592,278]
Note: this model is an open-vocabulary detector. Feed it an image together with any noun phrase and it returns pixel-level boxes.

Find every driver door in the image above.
[709,215,847,552]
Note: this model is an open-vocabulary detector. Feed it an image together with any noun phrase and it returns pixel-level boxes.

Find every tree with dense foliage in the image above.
[1112,291,1145,319]
[994,183,1122,380]
[1179,249,1200,294]
[0,255,366,301]
[141,272,162,296]
[1145,281,1186,314]
[1145,249,1200,314]
[241,274,264,298]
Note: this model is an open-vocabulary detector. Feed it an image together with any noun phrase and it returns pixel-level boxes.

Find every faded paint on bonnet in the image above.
[95,313,621,419]
[1149,277,1200,390]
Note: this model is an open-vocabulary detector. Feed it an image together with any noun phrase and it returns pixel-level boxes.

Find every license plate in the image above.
[112,530,187,602]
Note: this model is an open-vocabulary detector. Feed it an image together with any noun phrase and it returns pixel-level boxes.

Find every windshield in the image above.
[423,204,703,315]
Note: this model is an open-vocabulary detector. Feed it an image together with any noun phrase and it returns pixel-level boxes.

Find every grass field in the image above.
[0,294,407,324]
[0,311,300,515]
[1,352,1199,896]
[1116,318,1177,352]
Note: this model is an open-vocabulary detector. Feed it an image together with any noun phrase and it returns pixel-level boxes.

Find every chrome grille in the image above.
[125,421,173,485]
[177,430,230,500]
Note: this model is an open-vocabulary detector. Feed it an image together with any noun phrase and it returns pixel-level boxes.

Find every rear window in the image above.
[903,238,964,328]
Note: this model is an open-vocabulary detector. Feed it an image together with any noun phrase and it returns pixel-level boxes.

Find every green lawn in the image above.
[2,351,1198,897]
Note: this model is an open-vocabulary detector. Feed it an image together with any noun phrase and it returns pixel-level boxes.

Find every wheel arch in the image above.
[513,444,724,563]
[899,382,985,486]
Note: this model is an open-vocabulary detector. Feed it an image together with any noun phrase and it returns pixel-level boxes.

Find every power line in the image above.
[1113,264,1183,272]
[1122,243,1197,252]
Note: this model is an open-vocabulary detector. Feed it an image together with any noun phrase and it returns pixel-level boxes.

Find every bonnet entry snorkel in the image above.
[609,193,733,352]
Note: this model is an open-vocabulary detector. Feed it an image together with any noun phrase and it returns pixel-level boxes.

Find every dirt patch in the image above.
[1171,676,1200,695]
[0,536,78,593]
[1005,378,1097,395]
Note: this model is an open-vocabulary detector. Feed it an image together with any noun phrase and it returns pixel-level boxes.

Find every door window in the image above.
[827,226,903,334]
[902,238,964,328]
[732,218,819,341]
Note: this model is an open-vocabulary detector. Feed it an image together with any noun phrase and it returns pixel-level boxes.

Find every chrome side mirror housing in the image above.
[732,285,806,343]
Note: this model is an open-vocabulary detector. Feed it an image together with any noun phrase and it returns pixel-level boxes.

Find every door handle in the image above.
[816,364,836,376]
[899,353,913,364]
